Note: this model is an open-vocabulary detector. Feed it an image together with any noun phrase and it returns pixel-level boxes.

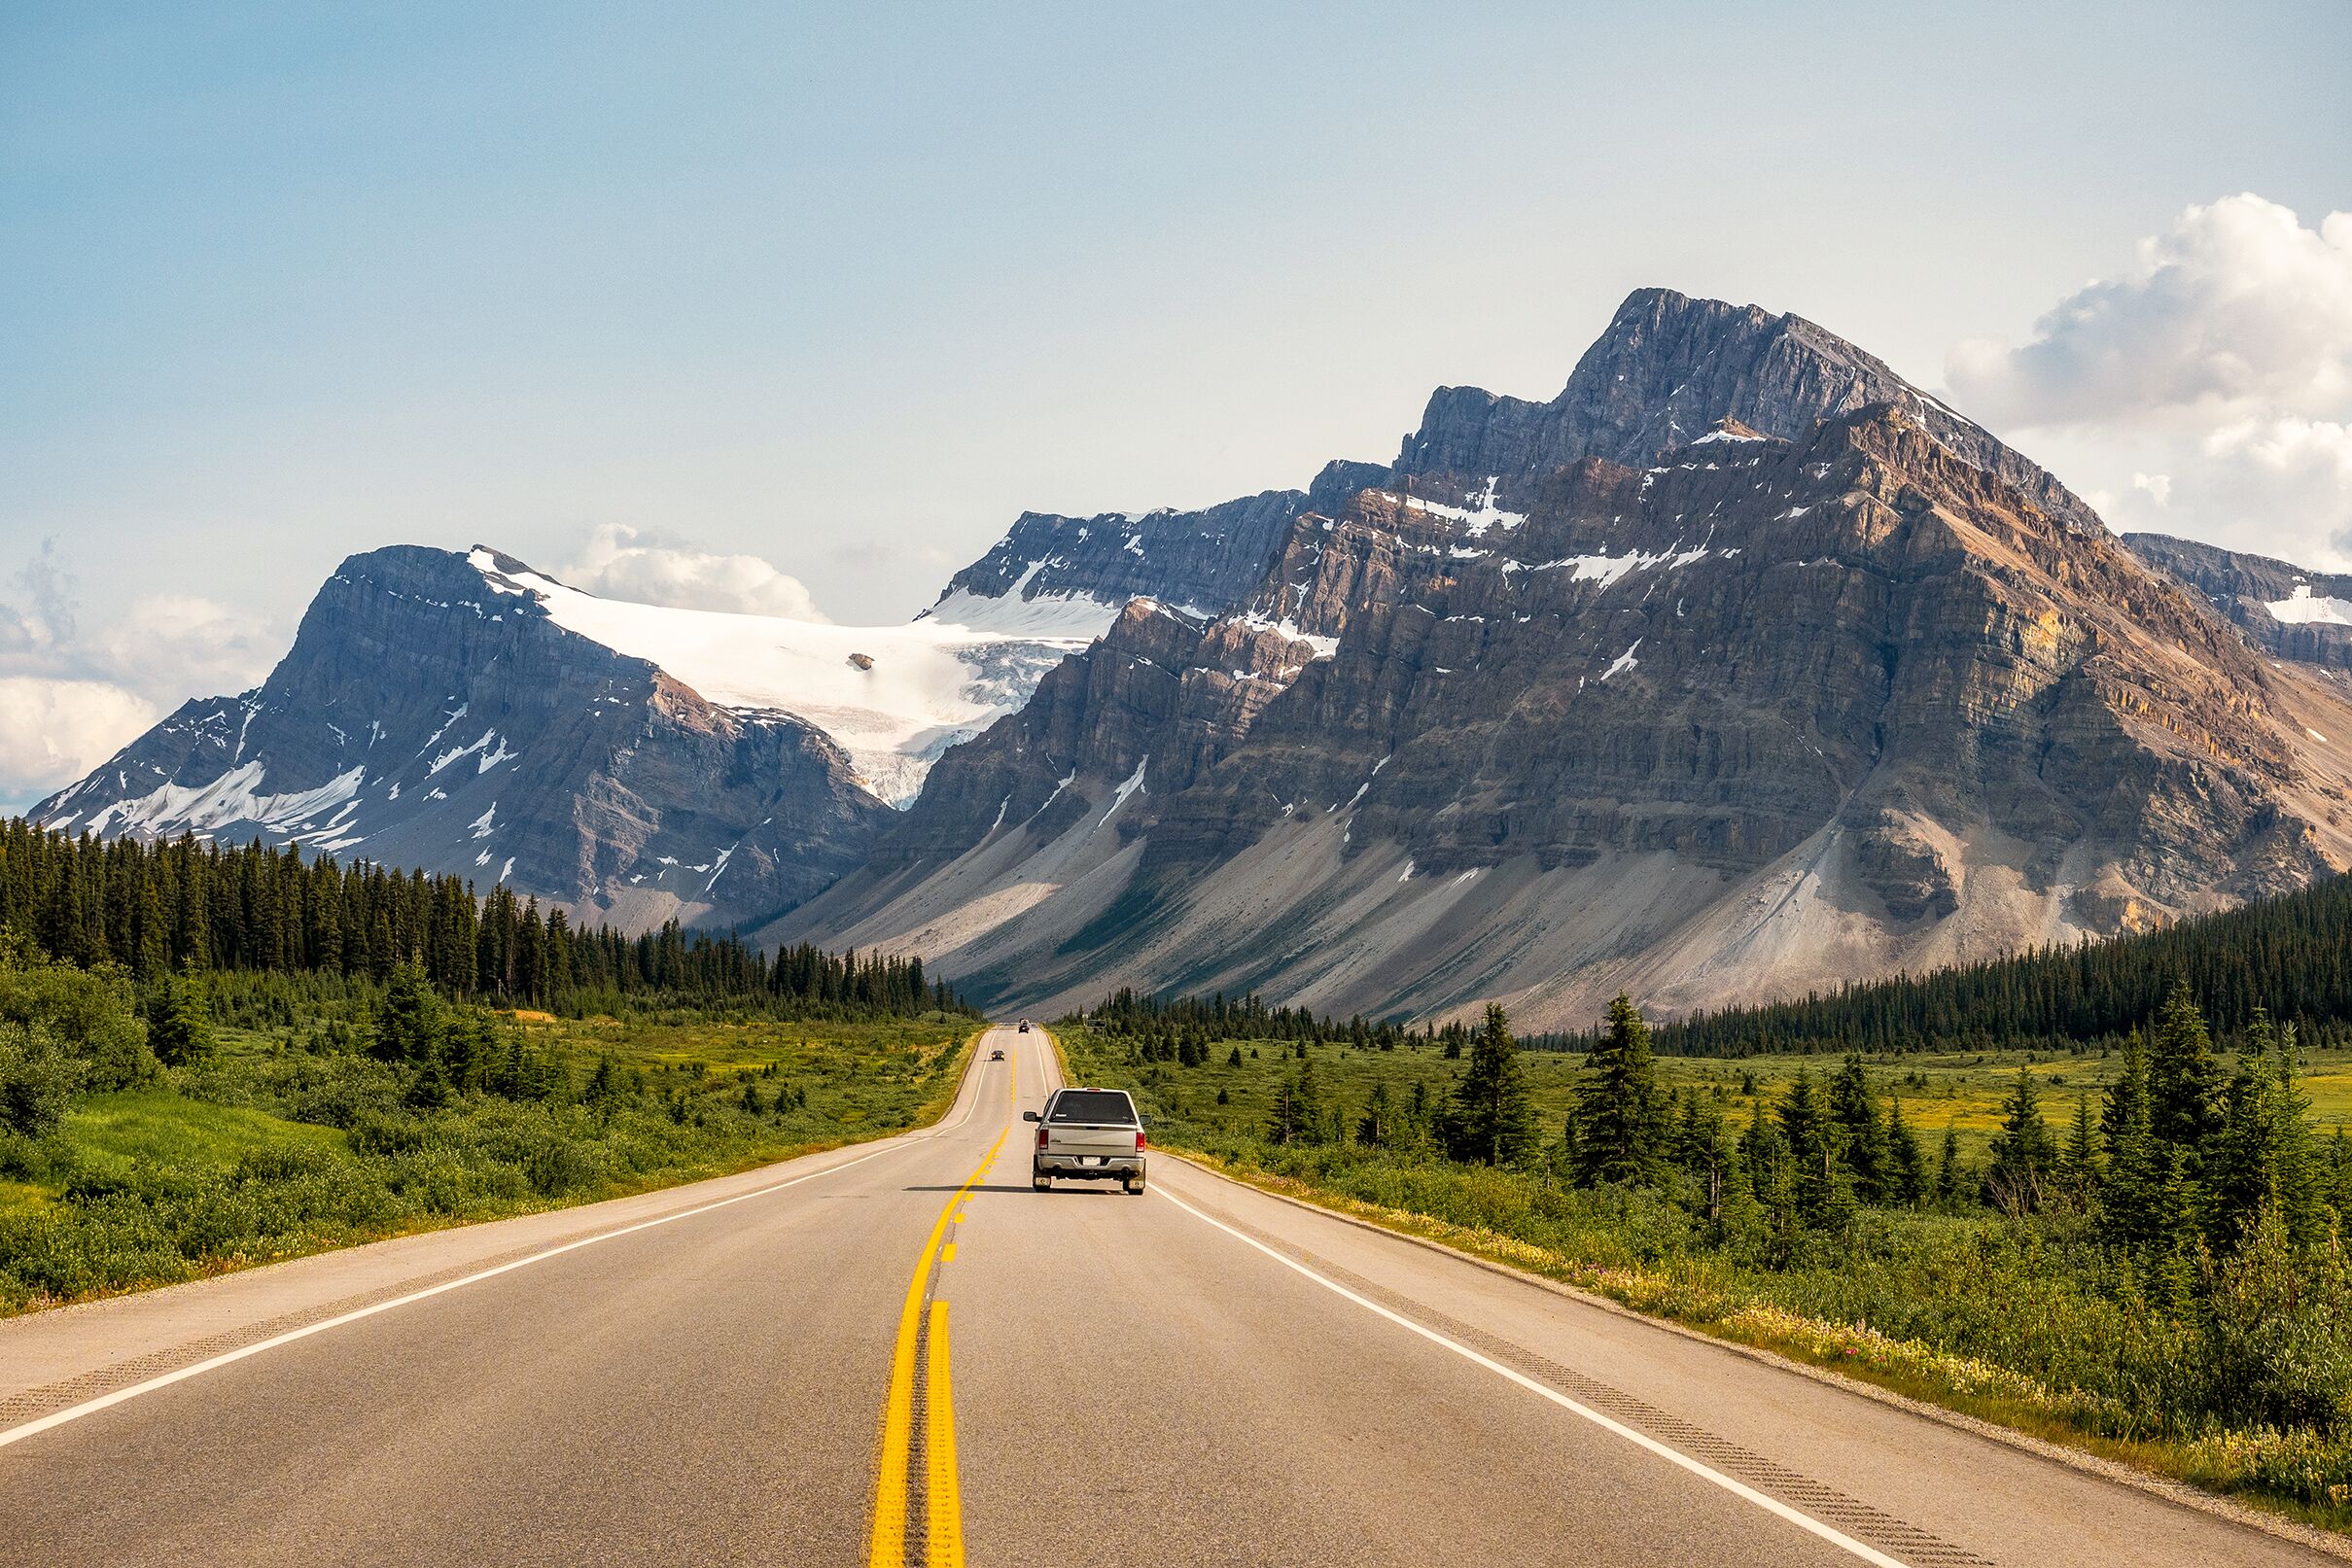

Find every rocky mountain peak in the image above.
[1393,287,2102,534]
[777,366,2352,1028]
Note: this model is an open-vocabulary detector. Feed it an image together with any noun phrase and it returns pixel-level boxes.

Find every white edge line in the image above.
[1154,1185,1913,1568]
[0,1031,1008,1452]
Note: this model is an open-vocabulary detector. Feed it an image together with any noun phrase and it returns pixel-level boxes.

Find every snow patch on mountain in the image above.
[84,762,367,839]
[2268,584,2352,626]
[469,549,1105,806]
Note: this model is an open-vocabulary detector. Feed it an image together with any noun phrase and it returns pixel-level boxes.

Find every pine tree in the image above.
[1356,1080,1397,1149]
[2099,1030,2163,1250]
[370,958,444,1064]
[2059,1095,2099,1207]
[1983,1068,2058,1213]
[1777,1070,1844,1225]
[1675,1090,1732,1219]
[1448,1004,1536,1166]
[404,1048,453,1110]
[1935,1125,1966,1207]
[1268,1061,1325,1146]
[2206,1012,2321,1251]
[147,969,215,1068]
[1884,1097,1926,1205]
[1572,994,1664,1185]
[2149,979,2222,1158]
[1827,1054,1889,1202]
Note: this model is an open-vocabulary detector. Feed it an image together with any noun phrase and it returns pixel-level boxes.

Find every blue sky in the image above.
[3,1,2349,806]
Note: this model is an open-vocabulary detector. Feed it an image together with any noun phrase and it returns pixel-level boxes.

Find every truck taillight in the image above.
[1137,1130,1147,1151]
[1036,1126,1049,1150]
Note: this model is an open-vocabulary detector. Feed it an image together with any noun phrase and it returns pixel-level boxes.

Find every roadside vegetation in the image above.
[1063,984,2352,1528]
[0,814,978,1313]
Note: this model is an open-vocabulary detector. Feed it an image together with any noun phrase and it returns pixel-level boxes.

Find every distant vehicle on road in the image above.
[1017,1019,1031,1033]
[989,1048,1004,1061]
[1026,1087,1145,1194]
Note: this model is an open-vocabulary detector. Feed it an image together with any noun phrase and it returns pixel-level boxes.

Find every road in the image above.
[0,1024,2338,1567]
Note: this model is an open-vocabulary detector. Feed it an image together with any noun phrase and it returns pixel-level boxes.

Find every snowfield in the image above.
[2267,584,2352,627]
[472,549,1115,805]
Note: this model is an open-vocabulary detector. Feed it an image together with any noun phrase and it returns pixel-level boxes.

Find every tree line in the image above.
[0,816,963,1018]
[1597,868,2352,1057]
[1265,986,2352,1276]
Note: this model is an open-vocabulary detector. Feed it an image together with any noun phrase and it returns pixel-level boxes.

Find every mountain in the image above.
[922,490,1311,631]
[44,286,2352,1028]
[32,546,1101,931]
[919,289,2104,644]
[1389,287,2102,534]
[767,296,2352,1028]
[2124,533,2352,673]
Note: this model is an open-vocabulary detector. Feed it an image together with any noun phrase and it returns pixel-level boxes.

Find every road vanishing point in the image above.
[1,1025,2340,1566]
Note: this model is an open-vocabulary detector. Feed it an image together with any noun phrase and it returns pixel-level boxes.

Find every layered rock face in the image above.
[776,404,2352,1027]
[923,289,2106,639]
[924,490,1308,629]
[2126,533,2352,673]
[36,547,891,931]
[1392,288,2102,532]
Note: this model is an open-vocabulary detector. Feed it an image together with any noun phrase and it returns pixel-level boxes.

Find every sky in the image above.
[3,1,2349,809]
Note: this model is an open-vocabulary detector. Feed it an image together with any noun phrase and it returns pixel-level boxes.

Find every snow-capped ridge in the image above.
[465,546,1101,806]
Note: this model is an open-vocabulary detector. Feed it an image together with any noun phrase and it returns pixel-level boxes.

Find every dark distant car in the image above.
[1017,1020,1031,1033]
[989,1048,1005,1061]
[1026,1087,1145,1194]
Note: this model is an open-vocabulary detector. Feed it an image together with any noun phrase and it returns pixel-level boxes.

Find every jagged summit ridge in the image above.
[772,389,2352,1028]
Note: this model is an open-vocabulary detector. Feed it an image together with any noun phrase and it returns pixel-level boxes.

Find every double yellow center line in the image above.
[868,1042,1012,1567]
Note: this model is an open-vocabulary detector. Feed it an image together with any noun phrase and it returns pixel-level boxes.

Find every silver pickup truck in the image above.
[1026,1087,1146,1194]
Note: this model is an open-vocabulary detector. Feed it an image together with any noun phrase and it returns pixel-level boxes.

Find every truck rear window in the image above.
[1048,1090,1137,1125]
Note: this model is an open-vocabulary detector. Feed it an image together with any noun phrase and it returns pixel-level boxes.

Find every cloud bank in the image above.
[0,541,281,810]
[563,525,828,621]
[1947,193,2352,567]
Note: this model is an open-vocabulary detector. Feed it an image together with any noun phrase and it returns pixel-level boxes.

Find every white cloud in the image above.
[0,540,284,807]
[1945,195,2352,568]
[88,594,282,703]
[1949,194,2352,429]
[0,677,158,811]
[563,524,828,620]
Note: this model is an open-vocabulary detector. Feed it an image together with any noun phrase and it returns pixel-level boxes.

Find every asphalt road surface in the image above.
[1,1025,2340,1567]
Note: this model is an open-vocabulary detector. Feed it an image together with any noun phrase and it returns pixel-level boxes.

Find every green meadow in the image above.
[0,972,974,1314]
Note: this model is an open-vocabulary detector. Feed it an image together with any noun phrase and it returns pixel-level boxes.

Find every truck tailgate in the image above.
[1046,1124,1139,1156]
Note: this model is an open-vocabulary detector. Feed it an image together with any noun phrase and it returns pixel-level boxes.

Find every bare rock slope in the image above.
[774,297,2352,1027]
[35,547,893,931]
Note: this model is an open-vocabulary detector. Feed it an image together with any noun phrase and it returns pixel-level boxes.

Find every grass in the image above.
[1062,1024,2352,1535]
[0,1009,978,1315]
[1115,1034,2352,1167]
[66,1090,350,1178]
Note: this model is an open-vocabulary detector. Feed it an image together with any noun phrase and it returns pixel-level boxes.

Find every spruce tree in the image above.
[1356,1080,1396,1149]
[2099,1031,2162,1250]
[2059,1095,2099,1206]
[1884,1098,1926,1205]
[404,1048,453,1111]
[370,958,444,1065]
[1777,1070,1843,1225]
[1827,1054,1889,1201]
[1983,1068,2058,1213]
[1267,1061,1325,1146]
[1572,993,1664,1186]
[2149,979,2222,1158]
[147,969,215,1068]
[1450,1003,1537,1166]
[1935,1125,1966,1207]
[2206,1012,2320,1251]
